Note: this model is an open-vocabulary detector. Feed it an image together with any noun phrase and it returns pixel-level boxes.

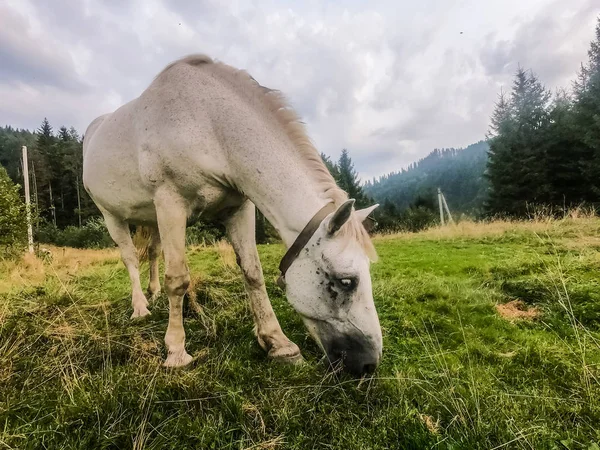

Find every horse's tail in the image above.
[133,226,153,261]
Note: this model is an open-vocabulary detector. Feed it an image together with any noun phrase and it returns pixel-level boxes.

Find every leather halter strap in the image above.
[277,202,337,288]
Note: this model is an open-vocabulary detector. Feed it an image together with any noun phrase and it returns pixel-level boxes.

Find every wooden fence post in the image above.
[22,146,34,253]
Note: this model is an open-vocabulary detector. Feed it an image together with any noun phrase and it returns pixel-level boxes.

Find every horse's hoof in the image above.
[275,352,305,366]
[268,344,304,365]
[131,306,151,319]
[148,289,161,301]
[163,350,193,368]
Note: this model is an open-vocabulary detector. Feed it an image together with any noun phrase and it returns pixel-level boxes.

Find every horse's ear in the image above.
[327,199,355,235]
[355,204,379,223]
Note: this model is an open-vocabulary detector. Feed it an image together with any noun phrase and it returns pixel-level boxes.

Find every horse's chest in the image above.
[189,183,245,220]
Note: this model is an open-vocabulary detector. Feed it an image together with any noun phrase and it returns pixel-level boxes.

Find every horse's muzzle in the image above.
[324,333,381,376]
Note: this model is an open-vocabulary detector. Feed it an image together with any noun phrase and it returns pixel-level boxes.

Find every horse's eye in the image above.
[338,278,357,291]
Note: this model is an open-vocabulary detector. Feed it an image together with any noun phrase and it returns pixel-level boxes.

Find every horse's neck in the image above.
[235,149,330,247]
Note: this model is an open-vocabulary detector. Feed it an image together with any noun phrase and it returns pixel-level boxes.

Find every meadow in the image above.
[1,216,599,449]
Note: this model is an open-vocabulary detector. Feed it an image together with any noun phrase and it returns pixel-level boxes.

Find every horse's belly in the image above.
[85,175,157,224]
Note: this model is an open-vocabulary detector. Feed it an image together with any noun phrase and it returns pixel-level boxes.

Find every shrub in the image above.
[185,220,225,246]
[36,217,114,249]
[398,206,439,232]
[0,166,28,255]
[374,205,439,234]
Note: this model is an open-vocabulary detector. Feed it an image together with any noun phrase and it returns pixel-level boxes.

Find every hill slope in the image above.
[364,141,489,214]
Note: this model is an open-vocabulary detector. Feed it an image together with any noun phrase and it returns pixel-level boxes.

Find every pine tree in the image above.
[58,126,70,142]
[574,17,600,97]
[29,118,57,222]
[544,91,589,208]
[37,118,54,148]
[487,89,512,139]
[486,67,551,216]
[573,63,591,96]
[573,17,600,201]
[320,152,340,181]
[336,149,371,207]
[55,126,79,226]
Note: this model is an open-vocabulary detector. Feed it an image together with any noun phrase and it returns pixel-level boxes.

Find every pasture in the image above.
[1,217,599,449]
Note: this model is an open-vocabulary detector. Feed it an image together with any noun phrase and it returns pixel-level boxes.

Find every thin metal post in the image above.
[31,161,39,231]
[437,187,445,226]
[441,192,454,224]
[76,175,82,227]
[49,181,56,227]
[22,146,34,253]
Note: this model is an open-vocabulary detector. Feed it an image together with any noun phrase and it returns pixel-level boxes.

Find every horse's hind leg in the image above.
[224,201,302,363]
[147,227,162,300]
[154,189,192,367]
[102,212,151,318]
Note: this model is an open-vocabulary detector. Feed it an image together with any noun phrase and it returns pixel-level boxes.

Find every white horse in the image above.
[82,55,382,375]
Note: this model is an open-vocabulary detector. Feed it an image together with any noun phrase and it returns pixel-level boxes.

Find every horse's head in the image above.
[283,200,382,376]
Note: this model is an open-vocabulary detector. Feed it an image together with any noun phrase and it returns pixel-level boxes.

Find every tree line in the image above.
[0,120,99,229]
[0,124,454,250]
[0,122,389,248]
[486,17,600,216]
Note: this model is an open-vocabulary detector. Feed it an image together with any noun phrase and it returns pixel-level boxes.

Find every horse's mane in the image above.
[156,54,376,260]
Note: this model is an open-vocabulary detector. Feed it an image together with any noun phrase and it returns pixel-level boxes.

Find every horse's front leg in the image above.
[155,189,193,367]
[225,201,302,363]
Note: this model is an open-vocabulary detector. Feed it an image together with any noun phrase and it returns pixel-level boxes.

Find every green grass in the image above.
[1,218,600,449]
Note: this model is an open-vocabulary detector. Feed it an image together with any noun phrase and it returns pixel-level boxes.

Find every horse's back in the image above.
[82,56,267,222]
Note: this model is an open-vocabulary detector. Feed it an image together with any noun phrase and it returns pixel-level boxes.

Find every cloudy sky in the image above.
[1,0,598,180]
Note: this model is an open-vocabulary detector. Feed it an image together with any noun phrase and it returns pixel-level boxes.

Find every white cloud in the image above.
[0,0,598,179]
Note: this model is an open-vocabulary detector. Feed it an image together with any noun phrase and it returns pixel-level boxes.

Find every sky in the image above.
[1,0,598,180]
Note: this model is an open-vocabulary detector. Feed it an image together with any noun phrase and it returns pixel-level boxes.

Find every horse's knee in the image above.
[242,266,264,290]
[121,250,139,270]
[165,272,190,296]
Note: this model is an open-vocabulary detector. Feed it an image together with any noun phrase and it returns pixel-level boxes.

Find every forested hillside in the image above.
[364,141,489,215]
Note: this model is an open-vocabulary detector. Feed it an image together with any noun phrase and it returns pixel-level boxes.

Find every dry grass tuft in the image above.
[496,300,541,321]
[49,245,120,272]
[0,253,46,293]
[46,322,79,340]
[131,334,161,355]
[0,246,119,294]
[243,436,285,450]
[187,273,203,305]
[375,214,600,242]
[565,205,597,220]
[419,414,440,435]
[559,235,600,251]
[186,273,218,338]
[216,240,237,270]
[243,402,267,435]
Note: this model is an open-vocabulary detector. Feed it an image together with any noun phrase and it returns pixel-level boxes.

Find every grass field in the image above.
[1,217,600,449]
